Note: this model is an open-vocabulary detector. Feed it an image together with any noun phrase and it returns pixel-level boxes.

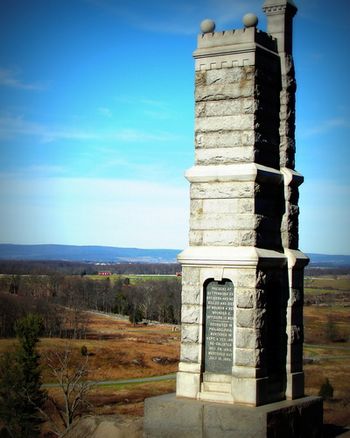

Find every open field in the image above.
[303,275,350,427]
[304,275,350,305]
[0,312,180,383]
[0,273,349,434]
[85,274,179,285]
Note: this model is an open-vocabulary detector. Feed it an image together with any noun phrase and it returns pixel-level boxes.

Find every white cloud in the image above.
[0,175,189,249]
[300,117,350,137]
[86,0,261,35]
[0,115,181,144]
[0,68,47,91]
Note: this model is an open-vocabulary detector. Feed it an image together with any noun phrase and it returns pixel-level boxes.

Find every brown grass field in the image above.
[303,275,350,428]
[0,274,349,434]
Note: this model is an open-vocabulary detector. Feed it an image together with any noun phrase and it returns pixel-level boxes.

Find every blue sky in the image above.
[0,0,349,254]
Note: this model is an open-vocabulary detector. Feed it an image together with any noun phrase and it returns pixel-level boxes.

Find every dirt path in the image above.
[304,343,350,351]
[43,373,176,388]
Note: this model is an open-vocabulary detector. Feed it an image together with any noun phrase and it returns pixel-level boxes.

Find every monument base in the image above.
[144,393,323,438]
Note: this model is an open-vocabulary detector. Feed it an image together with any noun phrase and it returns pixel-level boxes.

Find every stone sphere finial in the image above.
[200,19,216,34]
[243,13,258,28]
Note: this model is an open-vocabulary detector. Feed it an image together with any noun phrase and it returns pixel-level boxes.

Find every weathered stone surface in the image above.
[235,347,264,367]
[196,114,255,132]
[195,83,255,101]
[289,287,302,306]
[195,146,255,165]
[289,324,303,344]
[236,328,262,349]
[144,394,323,438]
[195,130,255,148]
[236,270,258,288]
[181,305,201,324]
[144,394,202,438]
[190,213,256,231]
[236,308,266,329]
[180,343,199,363]
[190,229,256,246]
[182,324,200,343]
[236,289,256,308]
[64,415,143,438]
[181,267,201,304]
[202,198,253,214]
[191,181,255,200]
[205,66,254,85]
[196,100,242,117]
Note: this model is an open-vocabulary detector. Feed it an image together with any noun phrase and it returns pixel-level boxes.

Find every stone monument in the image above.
[144,1,323,436]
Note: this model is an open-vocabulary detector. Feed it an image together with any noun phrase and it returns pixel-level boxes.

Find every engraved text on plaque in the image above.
[204,279,234,374]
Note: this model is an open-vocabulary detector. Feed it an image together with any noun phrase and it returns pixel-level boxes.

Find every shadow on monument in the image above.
[323,424,350,438]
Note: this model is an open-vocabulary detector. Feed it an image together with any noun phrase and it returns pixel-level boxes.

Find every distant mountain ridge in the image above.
[0,244,349,266]
[0,244,180,263]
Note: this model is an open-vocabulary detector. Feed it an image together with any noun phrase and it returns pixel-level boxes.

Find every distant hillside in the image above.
[0,244,180,263]
[307,253,350,267]
[0,245,349,266]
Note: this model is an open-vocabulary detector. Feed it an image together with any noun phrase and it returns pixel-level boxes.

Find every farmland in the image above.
[303,275,350,429]
[0,271,349,435]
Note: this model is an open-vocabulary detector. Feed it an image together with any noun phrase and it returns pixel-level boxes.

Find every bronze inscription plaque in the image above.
[204,280,234,374]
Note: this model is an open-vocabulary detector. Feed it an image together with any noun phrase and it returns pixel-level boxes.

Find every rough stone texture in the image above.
[64,415,143,438]
[144,394,323,438]
[181,267,201,304]
[236,328,263,349]
[181,304,201,324]
[180,343,200,363]
[182,324,200,343]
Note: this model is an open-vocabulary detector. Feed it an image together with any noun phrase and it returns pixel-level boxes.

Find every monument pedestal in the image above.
[144,393,323,438]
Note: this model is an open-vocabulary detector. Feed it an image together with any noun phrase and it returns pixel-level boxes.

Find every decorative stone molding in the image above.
[185,163,283,184]
[178,246,286,268]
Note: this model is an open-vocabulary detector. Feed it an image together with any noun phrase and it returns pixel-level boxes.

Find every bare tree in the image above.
[44,347,93,436]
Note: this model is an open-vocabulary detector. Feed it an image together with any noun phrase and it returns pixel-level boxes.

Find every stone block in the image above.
[182,284,200,305]
[195,83,254,102]
[181,269,201,304]
[202,198,253,214]
[195,131,242,148]
[235,347,263,367]
[196,100,242,117]
[144,394,323,438]
[190,213,256,232]
[180,343,199,363]
[235,270,258,288]
[239,307,266,329]
[182,324,200,343]
[182,305,201,324]
[206,66,254,85]
[286,371,304,399]
[189,230,203,245]
[236,289,256,308]
[190,199,203,216]
[195,146,255,165]
[236,328,262,349]
[236,308,255,328]
[200,229,256,246]
[191,182,254,200]
[144,393,202,437]
[195,114,254,132]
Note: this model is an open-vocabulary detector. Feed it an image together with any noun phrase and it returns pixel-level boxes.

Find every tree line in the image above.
[0,260,181,276]
[0,273,181,338]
